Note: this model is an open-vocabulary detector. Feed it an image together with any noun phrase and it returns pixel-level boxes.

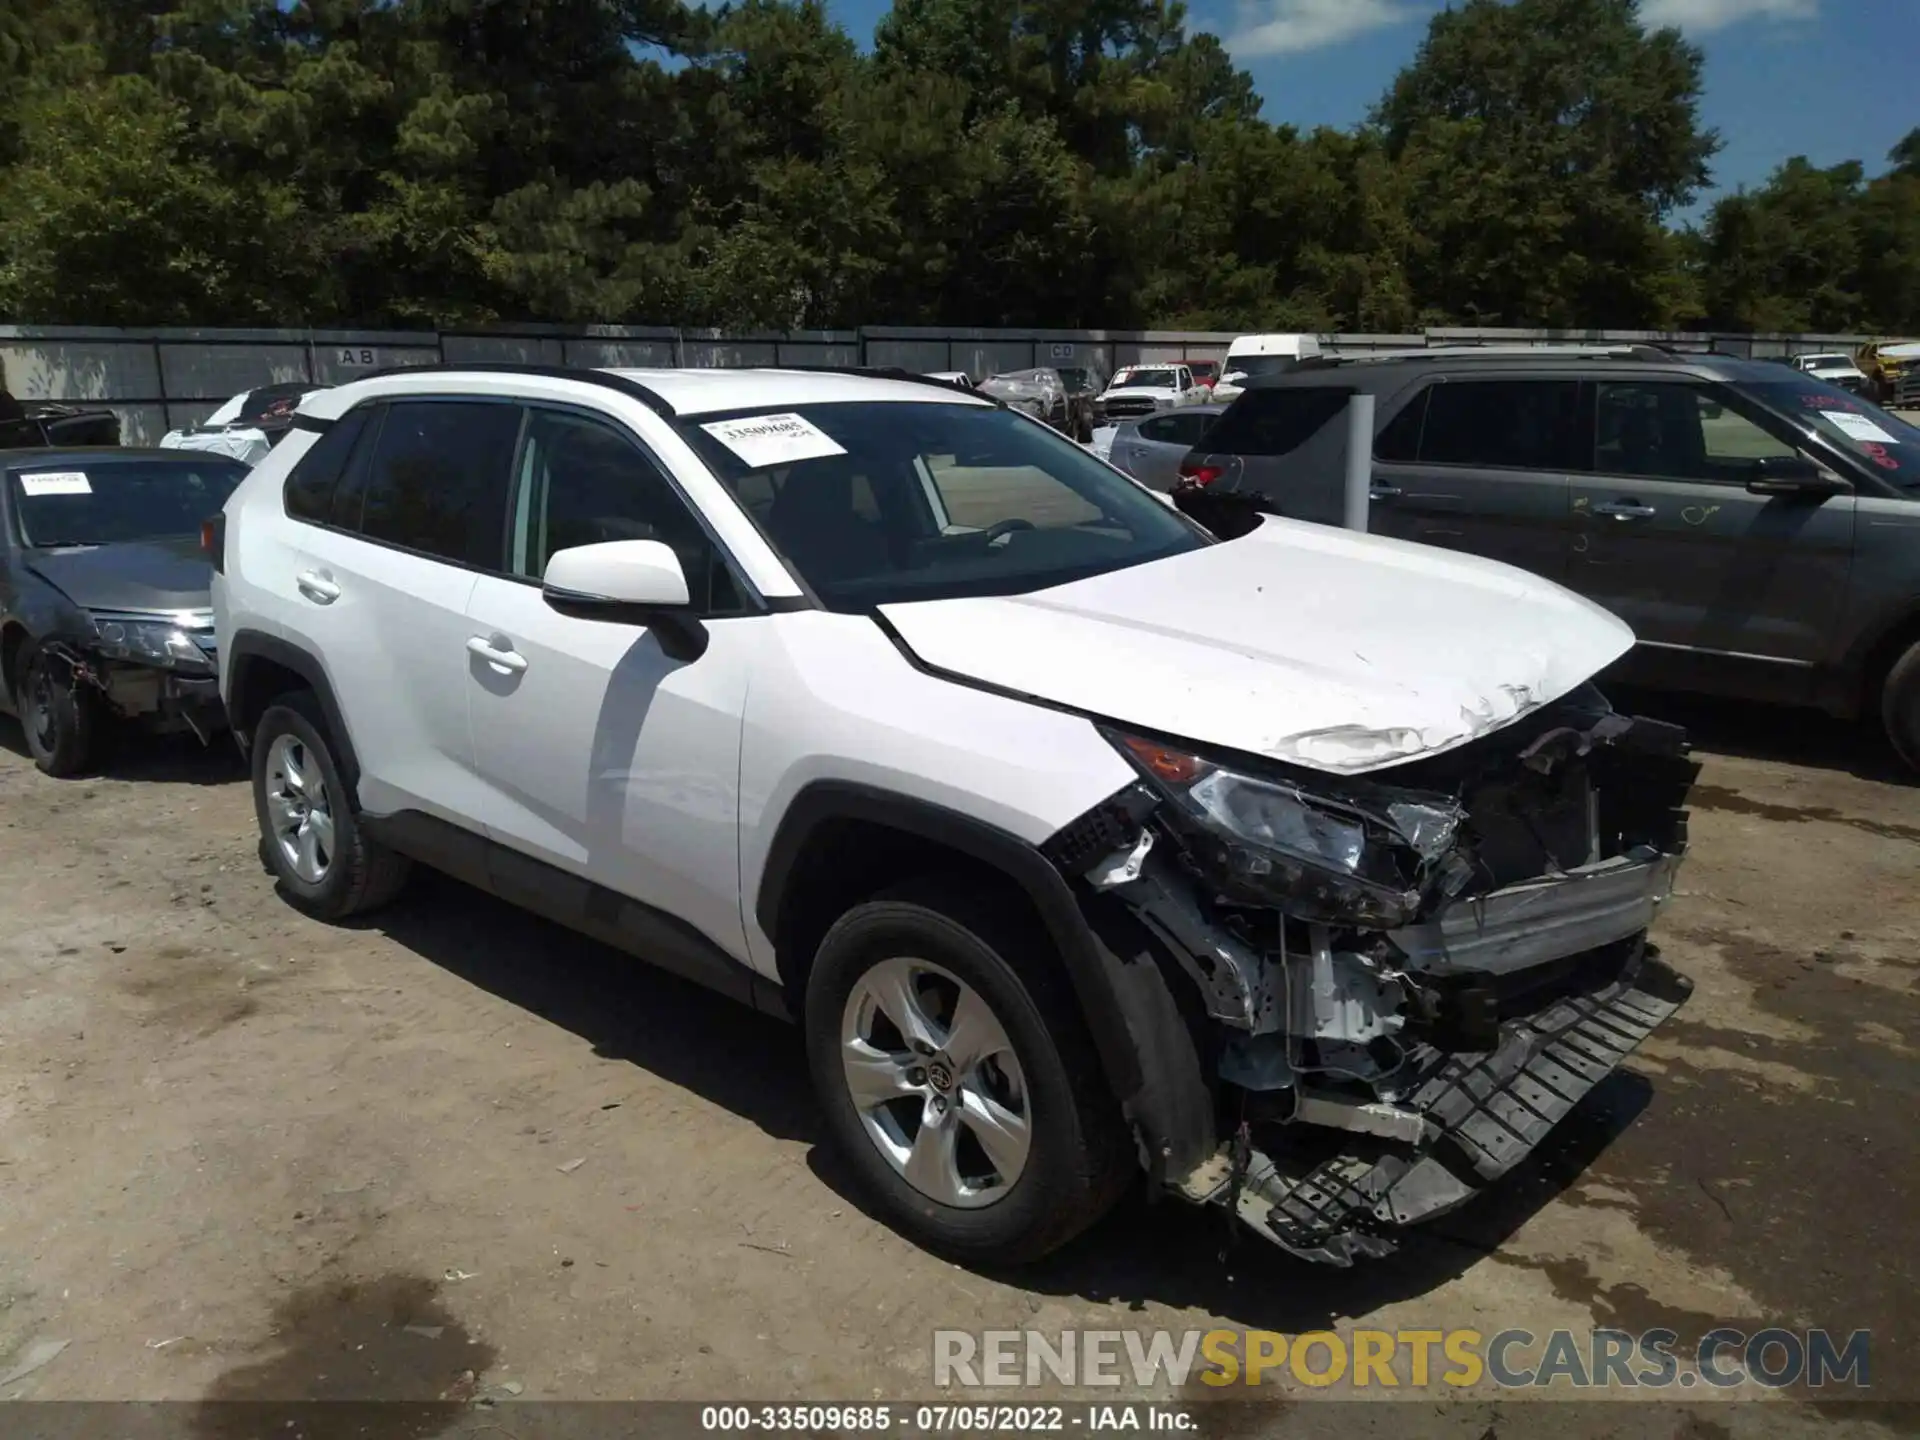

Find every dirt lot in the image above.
[0,693,1915,1437]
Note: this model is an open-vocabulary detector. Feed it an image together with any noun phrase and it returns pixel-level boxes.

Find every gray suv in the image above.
[1175,347,1920,768]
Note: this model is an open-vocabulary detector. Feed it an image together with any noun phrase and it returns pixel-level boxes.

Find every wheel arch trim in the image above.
[223,630,363,807]
[756,781,1156,1127]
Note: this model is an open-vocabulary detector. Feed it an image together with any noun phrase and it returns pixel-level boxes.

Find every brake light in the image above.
[202,513,226,574]
[1178,459,1224,487]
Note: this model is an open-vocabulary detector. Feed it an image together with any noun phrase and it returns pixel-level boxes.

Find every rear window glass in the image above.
[1418,380,1585,470]
[1224,354,1303,380]
[1200,387,1353,457]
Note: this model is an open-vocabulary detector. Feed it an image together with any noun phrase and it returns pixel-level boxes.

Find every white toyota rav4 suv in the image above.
[212,364,1700,1266]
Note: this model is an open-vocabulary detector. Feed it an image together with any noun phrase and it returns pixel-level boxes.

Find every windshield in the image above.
[1744,376,1920,488]
[1056,367,1102,393]
[1113,368,1177,389]
[1224,353,1303,380]
[679,401,1208,611]
[1799,355,1853,369]
[8,457,245,547]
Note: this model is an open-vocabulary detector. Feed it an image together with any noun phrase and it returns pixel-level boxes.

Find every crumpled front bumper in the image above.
[1198,942,1690,1266]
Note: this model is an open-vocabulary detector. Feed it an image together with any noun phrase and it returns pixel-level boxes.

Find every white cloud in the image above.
[1637,0,1821,34]
[1225,0,1419,57]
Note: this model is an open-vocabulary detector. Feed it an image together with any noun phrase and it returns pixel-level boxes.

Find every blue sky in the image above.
[821,0,1918,214]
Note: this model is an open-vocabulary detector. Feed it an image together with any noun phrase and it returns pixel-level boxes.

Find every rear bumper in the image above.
[1221,942,1690,1265]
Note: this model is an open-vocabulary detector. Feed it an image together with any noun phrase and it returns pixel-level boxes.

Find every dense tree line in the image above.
[0,0,1914,334]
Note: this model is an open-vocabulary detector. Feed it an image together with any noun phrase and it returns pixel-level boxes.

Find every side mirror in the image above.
[541,539,708,659]
[1745,455,1842,499]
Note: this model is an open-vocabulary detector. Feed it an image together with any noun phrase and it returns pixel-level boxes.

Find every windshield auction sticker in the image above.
[1822,411,1900,444]
[17,471,92,496]
[701,413,848,469]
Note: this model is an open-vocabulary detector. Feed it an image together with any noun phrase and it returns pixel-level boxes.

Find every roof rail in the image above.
[1299,343,1684,370]
[355,361,678,418]
[771,364,986,397]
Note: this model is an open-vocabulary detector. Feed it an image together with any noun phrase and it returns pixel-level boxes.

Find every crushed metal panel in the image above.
[1387,852,1679,975]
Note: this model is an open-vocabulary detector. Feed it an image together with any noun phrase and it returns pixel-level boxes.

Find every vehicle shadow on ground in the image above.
[362,873,1651,1324]
[0,715,246,786]
[360,869,818,1144]
[1607,686,1914,786]
[993,1071,1653,1330]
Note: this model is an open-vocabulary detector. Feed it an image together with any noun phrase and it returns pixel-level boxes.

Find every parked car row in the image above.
[1167,345,1920,768]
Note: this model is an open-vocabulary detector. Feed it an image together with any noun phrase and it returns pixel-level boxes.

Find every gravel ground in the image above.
[0,692,1914,1438]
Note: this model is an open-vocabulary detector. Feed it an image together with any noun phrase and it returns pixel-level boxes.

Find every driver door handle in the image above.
[466,636,528,673]
[295,569,340,604]
[1369,484,1403,502]
[1595,499,1658,520]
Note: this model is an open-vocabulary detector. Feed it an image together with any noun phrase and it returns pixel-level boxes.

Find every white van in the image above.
[1212,334,1325,403]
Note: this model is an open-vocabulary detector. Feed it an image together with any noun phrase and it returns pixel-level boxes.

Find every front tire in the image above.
[16,643,103,778]
[804,878,1131,1265]
[1881,639,1920,772]
[251,692,410,920]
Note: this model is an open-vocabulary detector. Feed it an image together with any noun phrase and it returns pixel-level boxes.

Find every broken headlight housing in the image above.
[87,610,216,672]
[1103,729,1466,928]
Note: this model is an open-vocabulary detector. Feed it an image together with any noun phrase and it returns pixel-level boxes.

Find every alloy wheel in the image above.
[264,733,335,884]
[839,956,1032,1208]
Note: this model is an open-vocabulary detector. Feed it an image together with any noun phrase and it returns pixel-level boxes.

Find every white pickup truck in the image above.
[1093,364,1206,424]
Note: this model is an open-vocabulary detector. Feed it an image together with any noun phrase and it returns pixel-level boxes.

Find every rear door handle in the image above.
[466,636,528,673]
[295,569,340,604]
[1594,499,1658,520]
[1369,484,1403,502]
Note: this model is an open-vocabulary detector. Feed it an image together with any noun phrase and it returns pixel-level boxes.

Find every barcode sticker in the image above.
[18,472,92,496]
[700,413,847,469]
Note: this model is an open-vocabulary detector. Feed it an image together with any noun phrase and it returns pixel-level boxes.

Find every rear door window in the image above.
[1418,380,1586,471]
[1200,387,1353,456]
[336,399,523,570]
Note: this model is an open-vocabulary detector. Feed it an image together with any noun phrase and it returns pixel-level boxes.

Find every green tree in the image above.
[1698,159,1867,332]
[1376,0,1715,327]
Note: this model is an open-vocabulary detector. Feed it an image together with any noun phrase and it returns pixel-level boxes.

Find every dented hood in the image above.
[878,516,1635,775]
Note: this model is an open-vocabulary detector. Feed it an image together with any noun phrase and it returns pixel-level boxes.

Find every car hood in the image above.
[24,534,213,615]
[877,516,1635,775]
[1102,385,1179,399]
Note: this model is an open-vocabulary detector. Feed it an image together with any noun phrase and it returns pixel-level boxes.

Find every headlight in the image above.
[88,611,216,670]
[1104,729,1464,927]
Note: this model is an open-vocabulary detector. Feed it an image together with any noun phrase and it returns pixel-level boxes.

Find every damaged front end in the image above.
[1045,685,1699,1266]
[42,610,225,744]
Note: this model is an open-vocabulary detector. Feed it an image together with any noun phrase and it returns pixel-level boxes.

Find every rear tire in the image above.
[251,691,410,920]
[1881,639,1920,773]
[16,643,103,778]
[804,877,1132,1265]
